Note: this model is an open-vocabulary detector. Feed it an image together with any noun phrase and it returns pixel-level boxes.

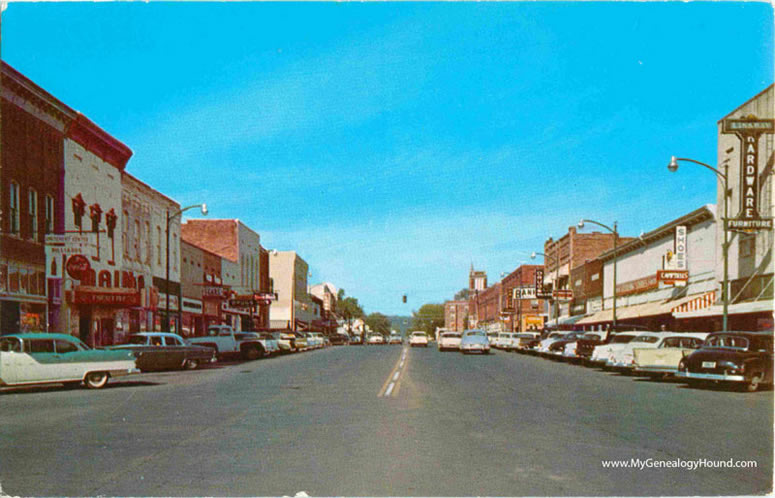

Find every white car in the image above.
[460,329,491,354]
[589,331,642,366]
[609,332,710,371]
[0,333,138,389]
[438,332,462,351]
[367,334,385,345]
[486,331,499,346]
[409,331,429,347]
[494,332,516,350]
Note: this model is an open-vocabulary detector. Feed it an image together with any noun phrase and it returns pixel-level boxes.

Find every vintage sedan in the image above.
[513,332,541,353]
[108,332,216,371]
[633,334,708,377]
[493,332,516,350]
[589,331,641,367]
[409,331,429,347]
[545,332,585,359]
[438,331,462,351]
[608,332,708,372]
[271,332,297,352]
[329,333,350,346]
[367,333,386,345]
[460,329,491,354]
[236,332,280,356]
[562,332,605,362]
[388,334,403,345]
[677,332,774,392]
[0,333,137,389]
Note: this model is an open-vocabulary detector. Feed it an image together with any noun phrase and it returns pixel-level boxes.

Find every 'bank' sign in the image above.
[722,117,774,231]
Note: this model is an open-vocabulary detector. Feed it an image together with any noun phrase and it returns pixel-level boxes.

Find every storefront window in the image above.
[8,266,19,293]
[20,302,45,332]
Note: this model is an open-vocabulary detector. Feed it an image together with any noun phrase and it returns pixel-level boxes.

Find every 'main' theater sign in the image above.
[722,116,774,231]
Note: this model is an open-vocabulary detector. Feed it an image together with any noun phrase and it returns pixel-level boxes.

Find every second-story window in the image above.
[156,226,162,265]
[28,189,38,242]
[9,182,20,236]
[134,220,141,261]
[45,195,54,234]
[123,210,130,258]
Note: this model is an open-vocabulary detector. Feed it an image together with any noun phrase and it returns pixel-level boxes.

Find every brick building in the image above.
[443,300,469,332]
[501,264,545,332]
[543,226,631,327]
[472,282,502,331]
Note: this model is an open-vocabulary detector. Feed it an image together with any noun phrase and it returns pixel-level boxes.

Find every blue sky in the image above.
[4,2,773,315]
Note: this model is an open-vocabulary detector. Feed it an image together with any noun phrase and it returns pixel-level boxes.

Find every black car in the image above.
[677,331,773,392]
[107,332,216,371]
[329,333,350,345]
[545,332,585,360]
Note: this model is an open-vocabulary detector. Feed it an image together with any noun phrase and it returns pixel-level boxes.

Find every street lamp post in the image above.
[578,219,618,332]
[531,251,560,330]
[668,156,730,332]
[165,203,208,331]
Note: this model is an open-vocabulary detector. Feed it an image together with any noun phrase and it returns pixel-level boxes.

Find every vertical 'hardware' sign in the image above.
[722,116,774,230]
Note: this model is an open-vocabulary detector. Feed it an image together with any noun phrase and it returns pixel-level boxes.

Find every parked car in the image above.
[545,332,585,359]
[608,332,709,372]
[486,331,499,346]
[367,333,386,345]
[562,332,605,362]
[271,332,297,353]
[349,334,364,345]
[0,333,137,389]
[460,329,491,354]
[293,332,309,351]
[494,332,516,350]
[589,331,641,367]
[633,334,708,377]
[677,332,774,392]
[536,332,572,356]
[188,325,266,360]
[576,331,612,363]
[237,332,280,356]
[389,334,403,345]
[409,331,429,347]
[438,331,462,351]
[329,333,350,346]
[513,332,541,353]
[107,332,215,371]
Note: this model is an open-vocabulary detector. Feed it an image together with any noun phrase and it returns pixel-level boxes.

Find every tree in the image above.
[410,303,444,335]
[453,288,471,301]
[337,289,364,334]
[365,312,391,335]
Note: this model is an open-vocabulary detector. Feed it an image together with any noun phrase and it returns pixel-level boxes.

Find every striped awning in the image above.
[671,291,716,313]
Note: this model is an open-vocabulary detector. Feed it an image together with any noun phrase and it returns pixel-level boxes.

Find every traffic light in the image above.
[402,294,407,303]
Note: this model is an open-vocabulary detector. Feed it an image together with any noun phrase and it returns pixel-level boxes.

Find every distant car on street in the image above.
[460,329,491,354]
[0,333,137,389]
[438,331,462,351]
[677,331,774,392]
[389,334,403,345]
[329,333,350,345]
[107,332,216,371]
[409,331,429,347]
[513,332,541,353]
[367,333,386,345]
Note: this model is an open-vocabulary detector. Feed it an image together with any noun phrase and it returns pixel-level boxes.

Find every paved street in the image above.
[1,346,772,497]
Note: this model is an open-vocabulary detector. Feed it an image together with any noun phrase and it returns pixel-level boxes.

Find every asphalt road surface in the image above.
[1,345,772,496]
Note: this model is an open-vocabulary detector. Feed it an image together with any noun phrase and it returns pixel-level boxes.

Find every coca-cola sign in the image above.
[66,255,91,280]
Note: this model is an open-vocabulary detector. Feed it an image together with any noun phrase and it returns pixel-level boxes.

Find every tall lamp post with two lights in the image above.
[668,155,730,332]
[577,219,618,332]
[165,203,208,331]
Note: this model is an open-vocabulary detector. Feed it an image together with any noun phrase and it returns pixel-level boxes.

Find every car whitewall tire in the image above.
[85,372,109,389]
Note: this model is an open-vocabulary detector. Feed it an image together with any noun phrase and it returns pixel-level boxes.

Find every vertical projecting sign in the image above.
[674,225,687,271]
[722,116,774,230]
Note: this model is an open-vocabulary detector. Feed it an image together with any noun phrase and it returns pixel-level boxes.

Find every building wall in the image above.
[716,85,774,304]
[0,64,67,334]
[602,210,717,309]
[444,300,469,332]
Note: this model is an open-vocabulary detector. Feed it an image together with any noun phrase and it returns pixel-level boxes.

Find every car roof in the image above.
[3,333,79,341]
[131,332,182,338]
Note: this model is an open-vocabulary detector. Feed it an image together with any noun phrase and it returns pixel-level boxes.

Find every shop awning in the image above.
[545,314,589,327]
[575,292,717,325]
[576,309,613,325]
[673,299,773,319]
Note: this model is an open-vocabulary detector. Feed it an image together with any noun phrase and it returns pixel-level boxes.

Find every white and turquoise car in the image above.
[0,333,138,389]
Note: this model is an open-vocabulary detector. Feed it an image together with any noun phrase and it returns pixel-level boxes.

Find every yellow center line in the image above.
[378,347,408,397]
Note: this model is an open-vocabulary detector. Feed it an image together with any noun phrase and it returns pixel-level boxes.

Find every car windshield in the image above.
[128,335,148,345]
[412,332,425,337]
[516,334,535,339]
[442,333,461,338]
[705,334,750,350]
[663,337,702,348]
[632,336,659,343]
[612,335,636,344]
[465,331,485,337]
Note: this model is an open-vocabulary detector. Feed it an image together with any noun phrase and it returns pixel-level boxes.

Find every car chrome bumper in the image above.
[634,366,677,374]
[676,371,746,382]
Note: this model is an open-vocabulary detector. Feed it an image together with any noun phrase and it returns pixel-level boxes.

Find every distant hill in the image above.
[387,316,412,336]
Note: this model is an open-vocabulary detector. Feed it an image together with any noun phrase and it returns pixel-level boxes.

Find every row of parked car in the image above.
[497,328,773,392]
[0,325,336,390]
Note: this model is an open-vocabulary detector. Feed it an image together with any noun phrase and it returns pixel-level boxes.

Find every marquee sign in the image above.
[722,116,775,231]
[657,270,689,286]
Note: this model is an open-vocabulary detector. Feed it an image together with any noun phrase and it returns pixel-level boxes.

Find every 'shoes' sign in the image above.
[722,117,774,231]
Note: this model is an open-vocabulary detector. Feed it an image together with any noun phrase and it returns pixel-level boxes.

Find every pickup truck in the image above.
[188,325,266,360]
